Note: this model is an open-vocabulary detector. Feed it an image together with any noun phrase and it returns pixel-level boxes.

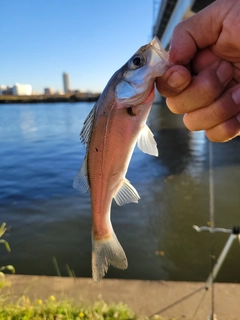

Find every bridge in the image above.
[153,0,215,48]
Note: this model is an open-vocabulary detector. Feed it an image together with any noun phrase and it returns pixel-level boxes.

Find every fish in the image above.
[73,36,171,282]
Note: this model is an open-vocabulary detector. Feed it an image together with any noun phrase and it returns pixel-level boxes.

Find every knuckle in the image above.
[198,76,222,102]
[211,91,240,122]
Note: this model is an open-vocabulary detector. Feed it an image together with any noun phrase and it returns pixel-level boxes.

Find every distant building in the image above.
[12,83,32,96]
[63,72,70,93]
[0,85,7,95]
[55,90,64,95]
[0,85,14,95]
[44,88,54,95]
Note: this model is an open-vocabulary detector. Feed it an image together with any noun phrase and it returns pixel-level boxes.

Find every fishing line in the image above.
[150,138,217,319]
[209,141,215,320]
[149,285,205,318]
[191,140,216,320]
[191,289,208,320]
[209,141,215,229]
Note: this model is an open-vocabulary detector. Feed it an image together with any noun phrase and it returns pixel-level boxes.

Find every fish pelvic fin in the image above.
[92,232,128,283]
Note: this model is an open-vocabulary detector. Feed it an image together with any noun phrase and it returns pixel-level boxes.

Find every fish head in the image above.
[116,36,172,105]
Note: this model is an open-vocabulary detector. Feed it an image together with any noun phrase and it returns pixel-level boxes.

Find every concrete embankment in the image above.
[3,275,240,319]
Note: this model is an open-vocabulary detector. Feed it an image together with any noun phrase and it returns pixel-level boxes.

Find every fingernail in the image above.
[167,71,186,88]
[216,61,232,85]
[232,87,240,105]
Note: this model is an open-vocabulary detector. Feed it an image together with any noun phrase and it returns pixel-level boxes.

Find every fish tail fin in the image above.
[92,232,128,283]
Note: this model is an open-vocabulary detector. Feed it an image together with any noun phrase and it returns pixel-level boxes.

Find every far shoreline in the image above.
[0,93,100,104]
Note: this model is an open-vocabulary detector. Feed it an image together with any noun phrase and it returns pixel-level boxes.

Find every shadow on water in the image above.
[1,101,240,282]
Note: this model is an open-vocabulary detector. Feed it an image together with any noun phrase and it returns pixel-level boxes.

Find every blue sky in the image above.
[1,0,158,94]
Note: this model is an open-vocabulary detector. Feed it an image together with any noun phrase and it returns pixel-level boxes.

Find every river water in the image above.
[1,101,240,282]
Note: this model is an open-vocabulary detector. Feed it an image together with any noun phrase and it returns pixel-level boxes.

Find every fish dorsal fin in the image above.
[73,156,89,193]
[114,178,140,206]
[137,125,158,157]
[80,105,96,145]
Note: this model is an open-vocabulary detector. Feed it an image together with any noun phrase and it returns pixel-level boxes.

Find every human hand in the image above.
[156,0,240,142]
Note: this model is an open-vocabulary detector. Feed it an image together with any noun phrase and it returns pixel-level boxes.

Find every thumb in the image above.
[156,65,191,97]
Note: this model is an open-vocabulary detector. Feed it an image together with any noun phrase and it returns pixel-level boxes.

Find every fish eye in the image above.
[133,57,141,66]
[129,54,145,69]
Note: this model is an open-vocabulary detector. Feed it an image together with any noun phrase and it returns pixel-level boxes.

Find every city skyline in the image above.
[0,1,153,93]
[0,71,97,96]
[0,71,96,95]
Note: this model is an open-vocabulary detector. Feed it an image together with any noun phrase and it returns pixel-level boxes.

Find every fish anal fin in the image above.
[73,156,89,193]
[114,178,140,206]
[92,232,128,283]
[137,124,158,156]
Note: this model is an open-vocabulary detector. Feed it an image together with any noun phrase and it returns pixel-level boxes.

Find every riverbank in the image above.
[0,94,100,104]
[3,275,240,320]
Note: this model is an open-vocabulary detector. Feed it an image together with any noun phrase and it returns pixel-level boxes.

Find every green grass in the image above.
[0,296,138,320]
[0,222,15,291]
[0,222,11,252]
[0,294,175,320]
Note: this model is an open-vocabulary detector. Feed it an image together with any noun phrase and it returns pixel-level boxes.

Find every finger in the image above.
[232,62,240,83]
[191,48,222,74]
[226,79,238,90]
[169,0,234,65]
[156,65,191,97]
[183,85,240,131]
[166,60,233,114]
[205,115,240,142]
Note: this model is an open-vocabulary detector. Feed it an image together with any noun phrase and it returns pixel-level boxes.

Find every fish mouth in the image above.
[142,85,155,104]
[150,36,162,49]
[150,36,164,55]
[150,36,171,65]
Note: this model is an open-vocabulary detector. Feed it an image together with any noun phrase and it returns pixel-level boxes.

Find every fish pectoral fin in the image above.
[73,156,89,193]
[114,178,140,206]
[137,124,158,157]
[80,104,96,145]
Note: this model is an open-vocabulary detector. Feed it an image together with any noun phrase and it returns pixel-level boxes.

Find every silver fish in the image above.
[73,36,170,282]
